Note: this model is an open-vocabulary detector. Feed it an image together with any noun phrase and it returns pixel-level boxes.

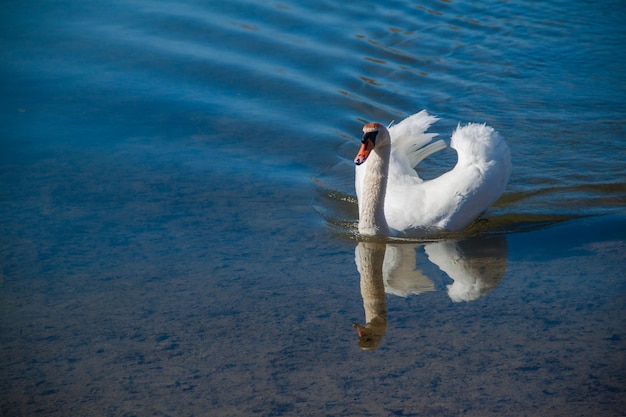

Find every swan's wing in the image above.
[389,110,439,151]
[450,123,511,206]
[451,123,511,175]
[425,123,511,230]
[389,110,446,179]
[383,244,435,297]
[357,110,444,201]
[424,237,507,302]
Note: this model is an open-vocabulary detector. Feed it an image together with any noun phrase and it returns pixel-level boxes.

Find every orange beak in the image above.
[354,139,374,165]
[352,323,365,337]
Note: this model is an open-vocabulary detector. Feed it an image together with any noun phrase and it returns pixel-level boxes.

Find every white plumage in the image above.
[355,110,511,236]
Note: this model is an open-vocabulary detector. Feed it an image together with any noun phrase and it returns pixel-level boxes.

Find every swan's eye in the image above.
[362,130,378,144]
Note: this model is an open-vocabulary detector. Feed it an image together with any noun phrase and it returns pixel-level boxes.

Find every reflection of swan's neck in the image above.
[354,242,387,350]
[358,146,390,236]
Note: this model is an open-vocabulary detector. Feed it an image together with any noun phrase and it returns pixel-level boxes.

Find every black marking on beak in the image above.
[362,130,378,145]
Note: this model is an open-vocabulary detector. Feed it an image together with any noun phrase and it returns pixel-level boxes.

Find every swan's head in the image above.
[352,321,386,350]
[354,122,391,165]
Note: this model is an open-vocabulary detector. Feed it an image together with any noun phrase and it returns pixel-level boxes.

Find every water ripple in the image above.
[4,0,624,229]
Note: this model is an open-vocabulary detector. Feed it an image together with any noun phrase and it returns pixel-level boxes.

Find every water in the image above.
[1,0,625,416]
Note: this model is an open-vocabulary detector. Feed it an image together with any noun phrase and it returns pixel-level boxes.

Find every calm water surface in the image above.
[1,0,625,416]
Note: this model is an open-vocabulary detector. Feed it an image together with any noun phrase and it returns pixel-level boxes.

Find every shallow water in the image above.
[1,0,625,416]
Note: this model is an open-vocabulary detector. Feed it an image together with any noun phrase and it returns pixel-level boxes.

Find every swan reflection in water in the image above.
[353,235,507,350]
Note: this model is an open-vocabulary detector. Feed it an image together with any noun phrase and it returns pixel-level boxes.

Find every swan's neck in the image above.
[359,145,390,236]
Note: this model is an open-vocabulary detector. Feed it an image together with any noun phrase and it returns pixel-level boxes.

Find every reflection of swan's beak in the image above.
[352,322,385,351]
[354,139,374,165]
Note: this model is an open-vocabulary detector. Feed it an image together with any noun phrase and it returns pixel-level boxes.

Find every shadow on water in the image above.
[353,235,507,350]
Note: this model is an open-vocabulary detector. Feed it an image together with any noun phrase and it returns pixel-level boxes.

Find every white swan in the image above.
[355,110,511,236]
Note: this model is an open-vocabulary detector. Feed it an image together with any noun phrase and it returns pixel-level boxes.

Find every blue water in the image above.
[1,0,625,415]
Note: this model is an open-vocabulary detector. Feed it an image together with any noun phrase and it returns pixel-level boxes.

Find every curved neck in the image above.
[358,145,390,236]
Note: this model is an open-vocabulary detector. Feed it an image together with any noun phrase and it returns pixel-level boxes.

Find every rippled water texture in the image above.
[1,0,625,416]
